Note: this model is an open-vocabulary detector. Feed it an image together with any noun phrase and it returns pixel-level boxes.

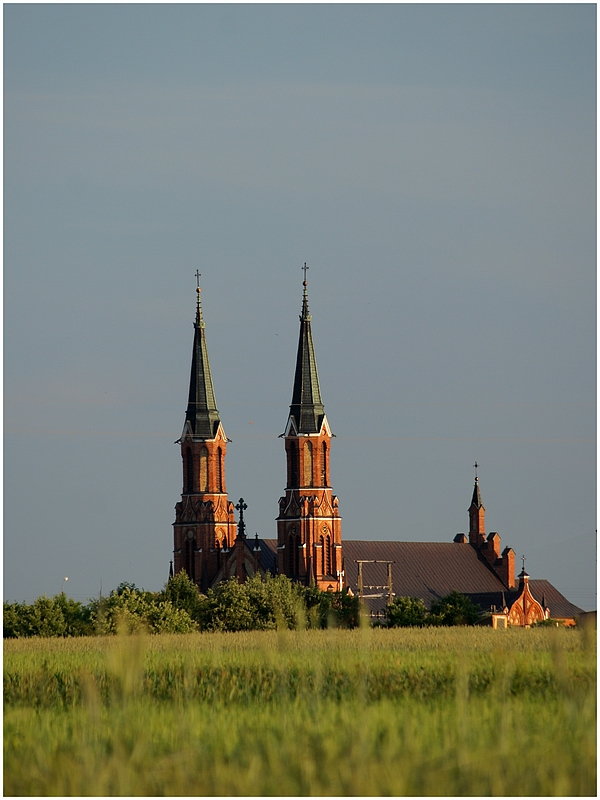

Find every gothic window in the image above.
[217,447,223,492]
[216,540,221,569]
[304,441,313,487]
[185,534,196,582]
[320,535,325,575]
[321,442,328,486]
[186,447,194,492]
[288,528,299,577]
[290,441,298,487]
[326,535,331,575]
[199,446,209,492]
[288,534,295,576]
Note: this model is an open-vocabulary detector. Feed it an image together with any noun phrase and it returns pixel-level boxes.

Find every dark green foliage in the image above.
[299,585,361,629]
[175,574,361,632]
[89,586,197,634]
[53,594,95,636]
[429,590,481,626]
[3,595,93,638]
[386,596,428,627]
[161,571,206,623]
[4,575,363,637]
[385,592,481,627]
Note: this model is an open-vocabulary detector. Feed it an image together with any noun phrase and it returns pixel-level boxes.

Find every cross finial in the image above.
[235,498,248,539]
[302,262,309,285]
[521,554,526,571]
[194,271,205,327]
[473,461,479,481]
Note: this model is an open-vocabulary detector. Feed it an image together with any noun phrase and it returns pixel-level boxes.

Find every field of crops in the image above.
[4,626,596,796]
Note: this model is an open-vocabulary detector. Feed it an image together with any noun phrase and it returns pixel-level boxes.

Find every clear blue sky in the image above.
[4,4,596,609]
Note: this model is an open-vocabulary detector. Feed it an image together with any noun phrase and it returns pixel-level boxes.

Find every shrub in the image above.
[3,595,93,638]
[386,596,428,627]
[429,591,480,626]
[90,586,197,635]
[161,570,206,623]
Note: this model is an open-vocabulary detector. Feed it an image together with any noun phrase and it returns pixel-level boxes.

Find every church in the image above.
[171,273,582,627]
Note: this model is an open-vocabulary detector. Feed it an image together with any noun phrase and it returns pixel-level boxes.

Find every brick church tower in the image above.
[467,466,516,589]
[276,271,343,590]
[172,277,237,591]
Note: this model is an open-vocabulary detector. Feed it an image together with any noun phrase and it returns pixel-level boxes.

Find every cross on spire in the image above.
[521,554,526,571]
[302,262,309,284]
[194,270,204,327]
[474,461,479,480]
[236,498,248,539]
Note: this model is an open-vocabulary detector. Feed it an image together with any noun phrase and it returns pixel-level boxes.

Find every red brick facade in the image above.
[173,423,237,591]
[276,415,343,590]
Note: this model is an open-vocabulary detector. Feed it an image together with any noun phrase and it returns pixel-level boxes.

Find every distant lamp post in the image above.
[61,576,69,594]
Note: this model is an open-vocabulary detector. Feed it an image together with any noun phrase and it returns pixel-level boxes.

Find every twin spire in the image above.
[184,266,326,439]
[289,265,325,433]
[184,272,220,439]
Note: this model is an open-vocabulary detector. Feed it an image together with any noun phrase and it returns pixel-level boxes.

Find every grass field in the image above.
[4,626,596,796]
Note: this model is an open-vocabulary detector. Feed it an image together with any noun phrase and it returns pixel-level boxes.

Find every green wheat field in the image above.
[4,626,596,796]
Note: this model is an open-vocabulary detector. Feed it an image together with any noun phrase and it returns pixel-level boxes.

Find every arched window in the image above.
[326,535,331,575]
[288,534,295,576]
[185,535,196,581]
[199,446,209,493]
[288,530,299,577]
[289,441,298,487]
[320,535,325,575]
[217,447,223,492]
[304,441,313,487]
[321,442,328,487]
[186,447,194,493]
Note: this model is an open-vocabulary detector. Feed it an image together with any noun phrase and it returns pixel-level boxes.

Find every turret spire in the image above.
[289,266,325,433]
[184,275,220,438]
[468,463,485,546]
[471,461,483,508]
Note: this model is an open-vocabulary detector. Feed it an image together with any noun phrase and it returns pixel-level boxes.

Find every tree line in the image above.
[3,572,485,638]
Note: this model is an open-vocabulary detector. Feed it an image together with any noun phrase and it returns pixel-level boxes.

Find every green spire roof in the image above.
[289,278,325,433]
[184,284,220,438]
[470,477,483,509]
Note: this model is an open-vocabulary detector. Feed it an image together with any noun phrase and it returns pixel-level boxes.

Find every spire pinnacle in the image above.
[183,274,220,438]
[195,270,205,328]
[301,263,310,320]
[470,464,483,508]
[289,266,324,433]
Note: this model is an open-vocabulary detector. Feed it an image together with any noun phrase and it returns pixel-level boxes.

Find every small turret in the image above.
[468,462,486,546]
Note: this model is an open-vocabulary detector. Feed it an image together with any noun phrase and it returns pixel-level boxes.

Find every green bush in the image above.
[429,590,481,626]
[386,596,428,627]
[4,574,363,637]
[3,595,94,638]
[89,586,197,635]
